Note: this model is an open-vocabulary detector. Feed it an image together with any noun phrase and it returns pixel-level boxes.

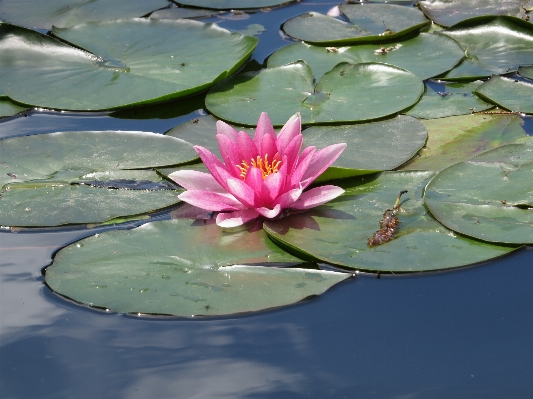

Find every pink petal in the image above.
[300,143,347,188]
[216,134,241,178]
[260,133,277,160]
[216,209,260,228]
[194,145,231,191]
[238,130,259,164]
[168,170,226,193]
[216,120,238,142]
[261,164,286,206]
[274,187,303,209]
[290,146,316,188]
[226,177,258,208]
[254,112,276,151]
[178,190,244,212]
[244,166,264,201]
[282,134,303,175]
[256,204,282,219]
[291,185,345,210]
[276,113,301,155]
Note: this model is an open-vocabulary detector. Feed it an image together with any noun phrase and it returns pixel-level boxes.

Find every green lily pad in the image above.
[267,33,464,81]
[174,0,297,10]
[282,4,430,45]
[400,114,527,171]
[405,81,492,119]
[0,130,196,226]
[474,76,533,114]
[0,0,169,29]
[263,171,516,272]
[44,218,350,317]
[150,7,223,20]
[419,0,531,28]
[0,20,257,111]
[440,16,533,80]
[0,184,181,227]
[0,98,29,118]
[303,116,428,181]
[206,61,424,126]
[519,65,533,79]
[424,139,533,244]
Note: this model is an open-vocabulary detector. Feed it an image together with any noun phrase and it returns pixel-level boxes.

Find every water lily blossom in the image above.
[169,113,346,228]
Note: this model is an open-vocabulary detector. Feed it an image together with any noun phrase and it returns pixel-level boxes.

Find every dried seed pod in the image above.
[368,190,408,247]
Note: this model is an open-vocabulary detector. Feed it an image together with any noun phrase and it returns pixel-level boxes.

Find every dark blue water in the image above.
[1,2,533,398]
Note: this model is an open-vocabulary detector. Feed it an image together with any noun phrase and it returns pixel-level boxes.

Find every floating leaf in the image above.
[519,65,533,79]
[282,4,430,45]
[419,0,530,28]
[267,33,464,81]
[400,114,527,171]
[0,131,195,226]
[0,0,169,29]
[440,16,533,80]
[206,61,423,126]
[424,138,533,244]
[173,0,297,10]
[0,20,257,111]
[263,171,517,272]
[302,116,427,181]
[150,7,223,20]
[44,219,350,317]
[474,76,533,114]
[405,80,491,119]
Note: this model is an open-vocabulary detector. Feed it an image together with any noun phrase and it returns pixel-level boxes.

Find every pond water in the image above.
[1,1,533,398]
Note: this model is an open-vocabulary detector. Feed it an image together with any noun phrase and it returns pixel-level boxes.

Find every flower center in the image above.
[237,154,281,181]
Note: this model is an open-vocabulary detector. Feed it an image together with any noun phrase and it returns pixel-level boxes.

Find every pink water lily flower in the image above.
[169,113,346,228]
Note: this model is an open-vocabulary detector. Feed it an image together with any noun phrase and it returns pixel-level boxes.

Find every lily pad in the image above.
[0,98,29,118]
[263,171,516,272]
[303,116,428,181]
[424,139,533,244]
[0,20,257,111]
[282,4,430,45]
[267,33,464,81]
[150,7,223,20]
[405,80,492,119]
[206,61,424,126]
[174,0,297,10]
[0,131,196,226]
[44,218,350,317]
[440,16,533,80]
[400,114,527,171]
[519,65,533,79]
[418,0,531,28]
[0,0,169,29]
[474,76,533,114]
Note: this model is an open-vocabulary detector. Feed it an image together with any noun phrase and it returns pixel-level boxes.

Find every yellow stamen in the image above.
[237,154,281,180]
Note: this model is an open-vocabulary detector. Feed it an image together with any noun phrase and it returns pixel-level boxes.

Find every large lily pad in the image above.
[474,76,533,114]
[267,33,464,81]
[440,16,533,80]
[405,81,492,119]
[150,7,224,20]
[400,114,527,171]
[0,20,257,111]
[418,0,531,27]
[302,116,428,181]
[174,0,297,10]
[0,131,196,226]
[424,139,533,244]
[0,0,169,30]
[206,61,424,126]
[45,218,350,317]
[282,4,430,45]
[263,171,516,272]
